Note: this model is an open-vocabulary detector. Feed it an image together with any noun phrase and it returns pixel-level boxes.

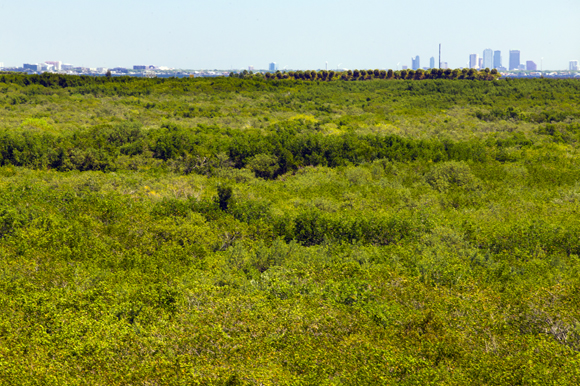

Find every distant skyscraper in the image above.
[411,56,420,70]
[269,62,276,72]
[493,50,502,69]
[478,58,483,69]
[469,54,478,69]
[570,61,579,71]
[441,62,448,69]
[483,49,493,70]
[509,50,520,70]
[0,62,4,69]
[248,65,254,71]
[526,61,537,71]
[430,57,435,69]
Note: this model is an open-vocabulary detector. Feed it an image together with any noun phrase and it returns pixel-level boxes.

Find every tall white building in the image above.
[45,61,62,71]
[469,54,479,69]
[482,49,493,70]
[570,61,579,71]
[0,62,4,69]
[430,57,435,69]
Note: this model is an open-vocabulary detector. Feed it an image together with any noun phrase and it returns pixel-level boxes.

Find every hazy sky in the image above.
[1,0,578,70]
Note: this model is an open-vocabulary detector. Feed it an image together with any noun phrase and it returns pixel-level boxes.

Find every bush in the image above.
[425,161,479,192]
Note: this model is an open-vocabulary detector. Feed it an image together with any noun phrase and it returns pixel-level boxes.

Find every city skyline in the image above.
[4,46,579,73]
[0,0,578,71]
[6,52,580,73]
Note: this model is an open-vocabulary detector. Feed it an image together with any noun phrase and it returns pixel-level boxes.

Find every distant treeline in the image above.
[252,68,500,81]
[0,67,499,91]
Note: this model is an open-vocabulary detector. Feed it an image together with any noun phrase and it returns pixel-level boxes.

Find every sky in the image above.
[1,0,579,71]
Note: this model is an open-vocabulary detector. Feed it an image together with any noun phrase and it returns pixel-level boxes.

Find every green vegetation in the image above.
[1,73,580,385]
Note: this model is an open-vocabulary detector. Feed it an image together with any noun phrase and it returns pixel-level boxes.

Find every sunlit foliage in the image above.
[1,74,580,385]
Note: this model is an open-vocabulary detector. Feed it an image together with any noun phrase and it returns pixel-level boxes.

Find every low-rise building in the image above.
[526,61,537,71]
[23,63,40,71]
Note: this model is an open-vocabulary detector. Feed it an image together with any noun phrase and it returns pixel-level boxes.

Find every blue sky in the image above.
[1,0,578,70]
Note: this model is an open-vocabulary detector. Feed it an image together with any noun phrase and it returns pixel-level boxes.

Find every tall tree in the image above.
[414,69,424,80]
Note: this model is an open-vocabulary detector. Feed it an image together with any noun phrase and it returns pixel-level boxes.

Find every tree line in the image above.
[236,67,500,81]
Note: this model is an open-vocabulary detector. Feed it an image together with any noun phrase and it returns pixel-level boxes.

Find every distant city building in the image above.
[411,56,420,70]
[96,68,108,73]
[268,62,276,72]
[469,54,478,69]
[45,61,62,71]
[441,62,448,69]
[23,63,40,71]
[112,67,128,74]
[570,60,579,71]
[133,65,146,70]
[493,50,502,69]
[526,61,537,71]
[483,49,493,69]
[478,58,483,69]
[248,66,254,71]
[402,65,408,70]
[0,62,4,69]
[509,50,520,70]
[518,64,526,71]
[430,57,435,69]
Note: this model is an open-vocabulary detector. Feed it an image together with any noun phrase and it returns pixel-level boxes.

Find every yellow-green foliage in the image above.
[1,75,580,385]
